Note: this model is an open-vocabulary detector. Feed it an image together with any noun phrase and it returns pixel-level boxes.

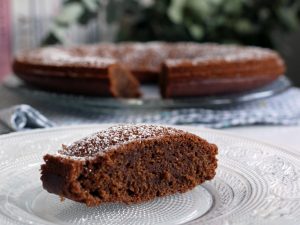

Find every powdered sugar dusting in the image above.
[16,42,282,72]
[18,47,116,67]
[165,46,281,67]
[58,124,184,158]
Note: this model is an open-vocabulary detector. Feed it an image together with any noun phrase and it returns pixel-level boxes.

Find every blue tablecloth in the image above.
[1,85,300,134]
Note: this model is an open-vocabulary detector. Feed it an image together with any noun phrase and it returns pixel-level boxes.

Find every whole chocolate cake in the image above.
[13,42,285,98]
[41,125,218,206]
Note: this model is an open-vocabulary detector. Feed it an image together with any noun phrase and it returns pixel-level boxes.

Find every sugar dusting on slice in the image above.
[58,124,184,158]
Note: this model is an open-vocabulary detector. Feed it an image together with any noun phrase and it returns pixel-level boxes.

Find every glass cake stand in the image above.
[4,75,291,110]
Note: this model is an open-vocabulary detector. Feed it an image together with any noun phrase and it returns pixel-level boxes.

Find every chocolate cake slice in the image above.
[41,125,218,206]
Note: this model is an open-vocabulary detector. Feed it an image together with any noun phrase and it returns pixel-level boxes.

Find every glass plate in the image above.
[0,125,299,225]
[4,76,291,110]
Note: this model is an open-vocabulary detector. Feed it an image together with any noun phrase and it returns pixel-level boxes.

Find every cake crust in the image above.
[41,125,218,206]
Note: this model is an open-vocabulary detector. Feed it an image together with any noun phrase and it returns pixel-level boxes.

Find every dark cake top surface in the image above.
[15,42,283,71]
[58,124,185,158]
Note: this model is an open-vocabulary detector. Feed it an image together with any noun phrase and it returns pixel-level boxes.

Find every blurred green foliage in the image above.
[43,0,300,48]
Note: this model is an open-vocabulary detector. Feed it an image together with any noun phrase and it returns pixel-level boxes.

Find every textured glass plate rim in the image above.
[4,76,292,110]
[1,124,300,225]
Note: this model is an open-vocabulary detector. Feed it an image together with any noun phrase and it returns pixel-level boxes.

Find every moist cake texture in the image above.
[13,42,285,97]
[41,125,218,206]
[108,64,141,98]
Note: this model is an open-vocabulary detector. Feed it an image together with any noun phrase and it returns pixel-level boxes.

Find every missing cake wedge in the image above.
[41,125,218,206]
